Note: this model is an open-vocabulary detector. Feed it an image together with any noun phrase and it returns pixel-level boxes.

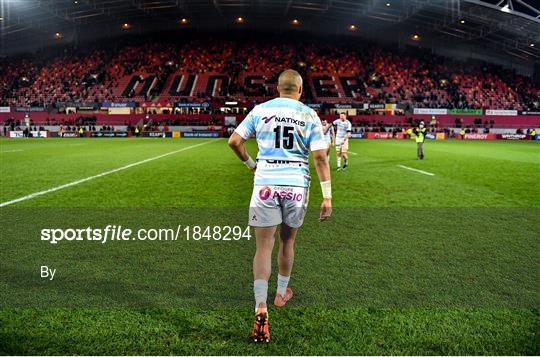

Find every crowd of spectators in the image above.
[1,35,538,111]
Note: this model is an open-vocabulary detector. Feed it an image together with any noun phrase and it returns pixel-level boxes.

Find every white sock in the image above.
[276,274,290,296]
[337,157,341,168]
[254,279,268,311]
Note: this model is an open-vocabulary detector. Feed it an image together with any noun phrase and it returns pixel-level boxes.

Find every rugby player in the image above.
[334,113,352,171]
[228,69,332,343]
[321,118,335,161]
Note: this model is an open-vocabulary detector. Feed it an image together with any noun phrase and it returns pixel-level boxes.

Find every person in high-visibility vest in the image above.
[531,128,537,140]
[134,126,140,137]
[406,128,413,139]
[413,121,427,160]
[79,127,84,138]
[460,128,465,140]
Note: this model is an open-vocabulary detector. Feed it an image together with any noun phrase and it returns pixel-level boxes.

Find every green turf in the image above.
[0,137,539,355]
[1,138,539,208]
[1,308,537,355]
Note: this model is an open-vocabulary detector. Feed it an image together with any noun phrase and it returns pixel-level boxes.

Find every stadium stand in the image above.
[1,37,538,111]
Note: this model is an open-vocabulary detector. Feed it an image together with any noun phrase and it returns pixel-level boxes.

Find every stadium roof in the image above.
[0,0,539,61]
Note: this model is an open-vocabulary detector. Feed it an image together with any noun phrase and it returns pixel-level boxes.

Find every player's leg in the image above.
[274,186,308,307]
[274,224,297,306]
[253,226,276,309]
[249,185,281,343]
[326,146,331,164]
[252,226,276,342]
[278,225,296,277]
[336,147,342,170]
[342,142,349,169]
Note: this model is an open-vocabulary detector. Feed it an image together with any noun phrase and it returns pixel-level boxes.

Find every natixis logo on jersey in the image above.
[262,115,276,124]
[261,115,306,127]
[259,186,272,200]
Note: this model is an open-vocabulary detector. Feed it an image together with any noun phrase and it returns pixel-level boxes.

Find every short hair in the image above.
[278,69,303,94]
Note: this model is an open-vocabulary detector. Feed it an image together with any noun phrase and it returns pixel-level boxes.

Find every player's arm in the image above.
[343,132,351,144]
[228,113,257,172]
[344,122,352,142]
[228,133,249,161]
[308,115,332,221]
[312,149,332,221]
[228,132,256,173]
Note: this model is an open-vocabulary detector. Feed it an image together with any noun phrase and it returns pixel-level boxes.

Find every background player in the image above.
[334,113,352,171]
[321,118,335,162]
[228,69,332,343]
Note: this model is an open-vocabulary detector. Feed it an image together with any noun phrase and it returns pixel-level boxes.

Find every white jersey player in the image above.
[228,69,332,343]
[321,118,334,161]
[333,113,352,171]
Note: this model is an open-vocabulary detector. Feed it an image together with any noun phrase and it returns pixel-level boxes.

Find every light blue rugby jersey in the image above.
[234,97,327,187]
[334,119,352,144]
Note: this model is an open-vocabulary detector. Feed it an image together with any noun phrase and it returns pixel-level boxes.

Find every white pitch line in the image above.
[1,143,88,154]
[348,151,358,155]
[397,164,435,176]
[0,140,215,207]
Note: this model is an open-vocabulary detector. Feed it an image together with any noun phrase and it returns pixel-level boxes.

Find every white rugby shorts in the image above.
[335,140,349,152]
[249,185,309,228]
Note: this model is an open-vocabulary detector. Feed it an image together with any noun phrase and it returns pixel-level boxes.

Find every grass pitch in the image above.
[0,137,538,355]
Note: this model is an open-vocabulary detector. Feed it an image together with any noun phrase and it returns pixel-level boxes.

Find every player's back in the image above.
[234,97,327,187]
